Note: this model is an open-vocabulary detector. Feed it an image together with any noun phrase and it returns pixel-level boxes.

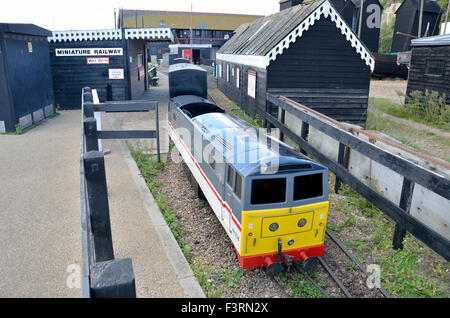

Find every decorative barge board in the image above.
[391,0,442,53]
[216,0,374,127]
[48,28,172,109]
[406,34,450,105]
[0,23,54,132]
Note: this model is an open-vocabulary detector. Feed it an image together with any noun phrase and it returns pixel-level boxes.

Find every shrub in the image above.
[404,90,450,127]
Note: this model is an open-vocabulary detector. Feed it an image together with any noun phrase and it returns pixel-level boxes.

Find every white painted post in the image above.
[91,89,102,151]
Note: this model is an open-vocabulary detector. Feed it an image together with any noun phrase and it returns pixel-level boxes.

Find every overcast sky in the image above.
[0,0,280,31]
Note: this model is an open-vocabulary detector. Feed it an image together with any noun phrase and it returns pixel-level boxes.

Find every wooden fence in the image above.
[80,87,160,297]
[265,93,450,261]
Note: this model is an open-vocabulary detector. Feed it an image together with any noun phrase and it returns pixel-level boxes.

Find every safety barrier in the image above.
[265,93,450,261]
[80,87,160,297]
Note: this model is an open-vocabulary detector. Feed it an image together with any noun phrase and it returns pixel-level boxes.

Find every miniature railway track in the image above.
[277,230,391,298]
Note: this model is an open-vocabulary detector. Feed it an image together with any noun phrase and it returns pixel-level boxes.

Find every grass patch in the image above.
[230,102,263,128]
[277,272,326,298]
[130,142,248,297]
[369,96,450,132]
[333,181,449,297]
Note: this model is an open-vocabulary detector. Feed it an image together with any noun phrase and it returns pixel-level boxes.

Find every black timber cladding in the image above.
[0,23,54,132]
[48,28,172,109]
[267,17,371,124]
[406,36,450,105]
[217,0,373,127]
[391,0,442,52]
[49,39,129,109]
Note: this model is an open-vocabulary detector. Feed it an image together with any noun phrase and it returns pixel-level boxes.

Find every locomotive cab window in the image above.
[294,174,323,201]
[251,178,286,205]
[227,165,235,187]
[235,173,242,199]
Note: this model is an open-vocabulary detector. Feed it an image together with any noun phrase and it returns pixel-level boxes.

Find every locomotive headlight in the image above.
[269,223,279,232]
[298,218,307,227]
[288,239,294,246]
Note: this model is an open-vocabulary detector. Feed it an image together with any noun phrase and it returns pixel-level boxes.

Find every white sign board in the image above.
[56,48,123,56]
[86,57,110,65]
[247,70,256,99]
[236,67,240,89]
[108,68,124,80]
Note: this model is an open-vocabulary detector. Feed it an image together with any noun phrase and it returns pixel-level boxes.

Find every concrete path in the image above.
[0,72,204,297]
[0,111,82,297]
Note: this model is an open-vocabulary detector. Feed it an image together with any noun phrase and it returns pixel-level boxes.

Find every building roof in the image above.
[411,34,450,46]
[396,0,442,14]
[119,9,263,31]
[0,23,51,37]
[217,0,374,71]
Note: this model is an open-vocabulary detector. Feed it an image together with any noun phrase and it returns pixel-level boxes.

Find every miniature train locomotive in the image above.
[168,63,329,276]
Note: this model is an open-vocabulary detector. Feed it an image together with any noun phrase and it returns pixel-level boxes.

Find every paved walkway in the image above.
[0,111,82,297]
[0,70,203,297]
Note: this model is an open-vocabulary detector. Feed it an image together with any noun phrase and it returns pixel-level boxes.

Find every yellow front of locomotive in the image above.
[238,201,329,269]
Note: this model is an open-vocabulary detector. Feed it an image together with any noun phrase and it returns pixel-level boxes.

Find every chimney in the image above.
[280,0,304,11]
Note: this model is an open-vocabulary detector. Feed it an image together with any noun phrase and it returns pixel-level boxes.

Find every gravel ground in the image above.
[153,149,388,298]
[152,64,390,298]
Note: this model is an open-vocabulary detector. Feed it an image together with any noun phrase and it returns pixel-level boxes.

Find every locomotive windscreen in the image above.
[293,174,323,200]
[251,178,286,205]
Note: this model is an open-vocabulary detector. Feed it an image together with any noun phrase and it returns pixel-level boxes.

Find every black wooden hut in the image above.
[351,0,383,52]
[406,34,450,104]
[217,0,374,126]
[0,23,54,133]
[48,28,172,109]
[391,0,442,53]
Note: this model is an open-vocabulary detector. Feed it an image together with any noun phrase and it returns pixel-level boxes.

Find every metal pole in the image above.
[444,0,450,35]
[358,0,364,38]
[418,0,424,38]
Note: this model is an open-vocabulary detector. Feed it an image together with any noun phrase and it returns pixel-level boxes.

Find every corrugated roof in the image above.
[411,34,450,46]
[219,0,323,56]
[217,0,375,71]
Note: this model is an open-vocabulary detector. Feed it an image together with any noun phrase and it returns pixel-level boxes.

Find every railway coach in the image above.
[168,63,329,275]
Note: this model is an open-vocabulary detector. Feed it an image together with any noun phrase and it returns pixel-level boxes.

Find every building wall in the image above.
[266,16,371,126]
[120,10,262,31]
[217,61,267,121]
[406,45,450,105]
[49,39,129,109]
[127,39,147,99]
[2,33,54,130]
[0,33,14,132]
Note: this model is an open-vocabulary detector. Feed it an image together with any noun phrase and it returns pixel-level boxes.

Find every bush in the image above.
[404,90,450,127]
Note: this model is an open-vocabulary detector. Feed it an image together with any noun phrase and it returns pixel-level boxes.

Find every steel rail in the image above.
[325,230,391,298]
[293,262,330,298]
[318,256,353,298]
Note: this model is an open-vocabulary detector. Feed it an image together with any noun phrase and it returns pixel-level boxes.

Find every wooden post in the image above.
[83,151,114,262]
[279,108,286,142]
[84,118,99,152]
[300,122,309,155]
[393,178,415,250]
[334,143,351,193]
